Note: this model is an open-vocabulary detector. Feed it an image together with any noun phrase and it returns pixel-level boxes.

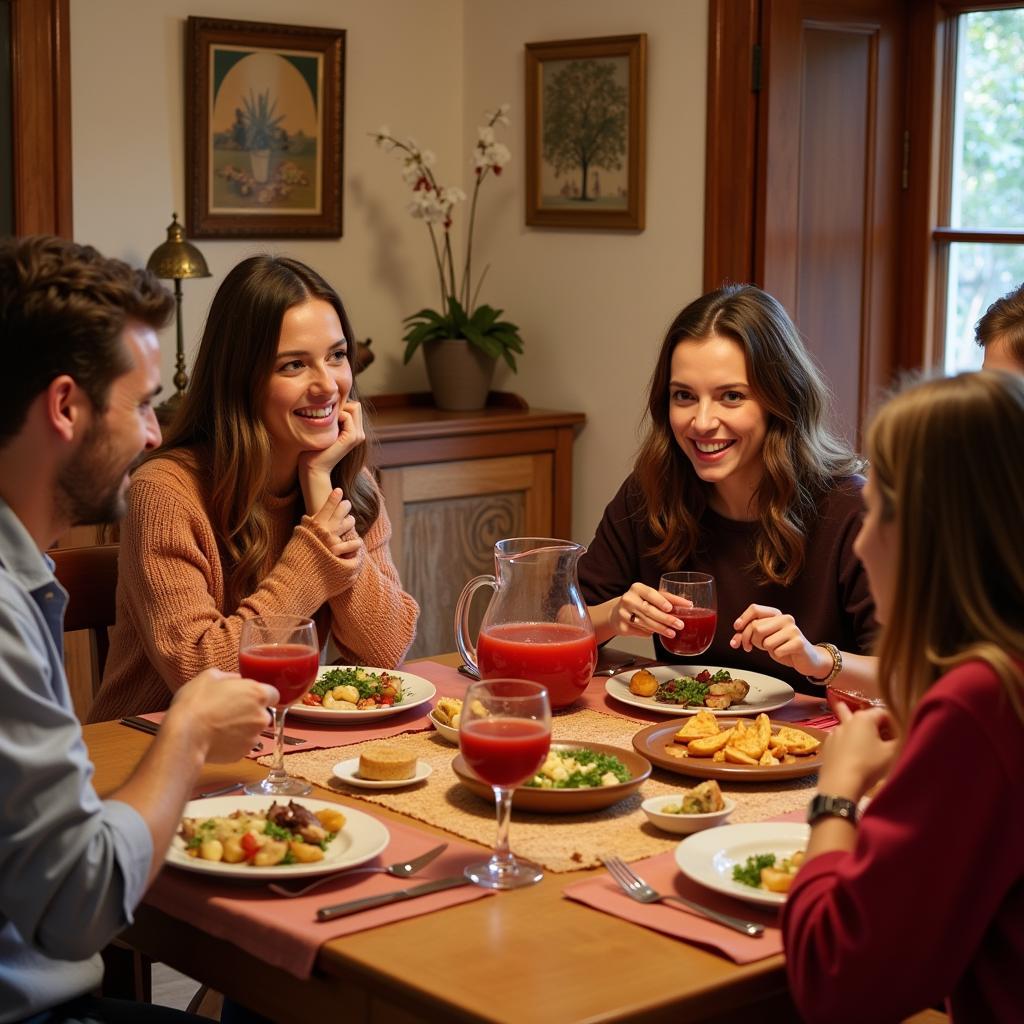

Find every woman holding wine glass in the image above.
[89,256,418,722]
[580,284,877,695]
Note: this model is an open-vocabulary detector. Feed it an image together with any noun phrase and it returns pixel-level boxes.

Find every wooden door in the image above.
[705,0,908,443]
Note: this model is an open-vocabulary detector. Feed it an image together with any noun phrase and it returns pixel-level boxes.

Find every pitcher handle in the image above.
[454,574,497,674]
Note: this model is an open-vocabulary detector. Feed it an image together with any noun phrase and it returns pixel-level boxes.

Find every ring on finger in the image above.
[629,612,638,624]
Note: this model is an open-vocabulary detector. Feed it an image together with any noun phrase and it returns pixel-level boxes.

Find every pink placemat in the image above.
[563,850,782,964]
[139,660,469,759]
[146,813,492,978]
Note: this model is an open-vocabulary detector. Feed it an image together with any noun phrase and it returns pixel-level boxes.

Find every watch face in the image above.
[808,794,858,824]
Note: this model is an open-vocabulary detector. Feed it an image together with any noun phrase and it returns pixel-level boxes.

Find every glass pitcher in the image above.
[455,537,597,709]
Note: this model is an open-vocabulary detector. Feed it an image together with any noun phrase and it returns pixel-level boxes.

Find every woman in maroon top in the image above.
[783,371,1024,1022]
[580,284,877,695]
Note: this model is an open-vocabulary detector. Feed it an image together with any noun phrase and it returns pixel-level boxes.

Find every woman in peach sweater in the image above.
[90,256,418,721]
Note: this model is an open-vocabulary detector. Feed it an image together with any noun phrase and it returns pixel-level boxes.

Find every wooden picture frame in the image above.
[185,16,344,238]
[525,34,646,230]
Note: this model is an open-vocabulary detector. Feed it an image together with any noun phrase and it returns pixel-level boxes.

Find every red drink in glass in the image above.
[461,718,551,788]
[239,643,319,705]
[477,622,597,708]
[661,607,717,656]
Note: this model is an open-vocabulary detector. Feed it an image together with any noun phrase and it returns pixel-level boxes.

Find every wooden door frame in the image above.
[9,0,72,236]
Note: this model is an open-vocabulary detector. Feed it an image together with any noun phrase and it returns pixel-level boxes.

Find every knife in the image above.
[316,875,471,921]
[120,717,260,753]
[259,729,306,745]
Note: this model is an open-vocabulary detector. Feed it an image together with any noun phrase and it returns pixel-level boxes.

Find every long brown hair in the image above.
[634,284,860,584]
[867,370,1024,727]
[157,255,378,607]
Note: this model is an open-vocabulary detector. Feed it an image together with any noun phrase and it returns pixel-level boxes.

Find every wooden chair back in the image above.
[50,543,119,702]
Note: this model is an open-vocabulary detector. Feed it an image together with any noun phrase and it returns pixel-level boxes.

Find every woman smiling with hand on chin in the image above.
[580,284,877,695]
[90,256,418,721]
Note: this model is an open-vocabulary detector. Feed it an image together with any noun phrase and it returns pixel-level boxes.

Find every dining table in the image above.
[87,653,948,1024]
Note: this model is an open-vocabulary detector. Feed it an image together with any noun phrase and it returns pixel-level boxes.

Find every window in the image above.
[939,6,1024,372]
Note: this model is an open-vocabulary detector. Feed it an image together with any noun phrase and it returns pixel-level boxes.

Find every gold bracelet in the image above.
[805,642,842,684]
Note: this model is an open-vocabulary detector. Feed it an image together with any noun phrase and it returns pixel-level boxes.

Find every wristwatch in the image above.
[807,793,859,827]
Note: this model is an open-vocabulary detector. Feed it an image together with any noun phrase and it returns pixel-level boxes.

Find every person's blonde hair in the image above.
[867,370,1024,727]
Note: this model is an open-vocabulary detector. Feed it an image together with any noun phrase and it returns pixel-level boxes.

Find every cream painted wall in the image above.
[71,0,464,396]
[70,0,707,548]
[462,0,708,543]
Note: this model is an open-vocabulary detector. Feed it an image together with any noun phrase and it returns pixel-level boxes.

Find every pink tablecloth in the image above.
[147,813,492,978]
[139,659,471,758]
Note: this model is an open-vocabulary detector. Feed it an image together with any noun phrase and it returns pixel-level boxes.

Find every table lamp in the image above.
[146,213,210,425]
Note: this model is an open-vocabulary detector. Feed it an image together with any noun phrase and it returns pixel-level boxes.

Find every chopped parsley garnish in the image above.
[524,749,631,789]
[264,821,294,842]
[732,853,777,888]
[310,667,404,702]
[655,677,710,706]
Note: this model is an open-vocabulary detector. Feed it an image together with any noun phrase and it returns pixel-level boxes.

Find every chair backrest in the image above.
[50,544,119,697]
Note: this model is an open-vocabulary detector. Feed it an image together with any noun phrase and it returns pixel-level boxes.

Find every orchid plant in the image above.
[372,105,524,370]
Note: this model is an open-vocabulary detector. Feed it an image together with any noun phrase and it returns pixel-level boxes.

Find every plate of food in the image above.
[167,796,390,879]
[632,712,826,781]
[428,696,464,744]
[674,821,810,906]
[287,666,436,722]
[606,665,794,717]
[451,740,652,813]
[333,743,433,789]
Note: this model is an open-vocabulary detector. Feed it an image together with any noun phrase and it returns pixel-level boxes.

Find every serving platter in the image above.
[167,796,390,880]
[451,740,651,814]
[605,665,795,717]
[287,666,436,722]
[632,718,827,781]
[675,821,810,906]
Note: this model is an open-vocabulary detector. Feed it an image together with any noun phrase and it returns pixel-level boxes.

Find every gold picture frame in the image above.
[186,16,345,238]
[525,34,646,230]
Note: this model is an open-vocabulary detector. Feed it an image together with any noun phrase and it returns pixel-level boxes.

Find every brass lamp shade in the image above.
[146,213,211,281]
[146,214,211,425]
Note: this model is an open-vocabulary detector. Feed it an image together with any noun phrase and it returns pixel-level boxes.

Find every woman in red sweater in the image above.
[783,370,1024,1022]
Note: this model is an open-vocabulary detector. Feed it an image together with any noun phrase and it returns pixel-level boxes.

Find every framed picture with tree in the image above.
[186,16,345,238]
[525,34,646,230]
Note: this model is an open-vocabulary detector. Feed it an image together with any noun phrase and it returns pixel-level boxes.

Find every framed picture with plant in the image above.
[185,16,345,238]
[525,34,647,231]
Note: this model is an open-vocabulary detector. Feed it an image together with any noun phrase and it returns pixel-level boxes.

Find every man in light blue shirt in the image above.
[0,235,279,1023]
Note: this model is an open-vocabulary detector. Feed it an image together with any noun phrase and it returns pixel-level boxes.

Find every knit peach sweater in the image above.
[88,454,419,721]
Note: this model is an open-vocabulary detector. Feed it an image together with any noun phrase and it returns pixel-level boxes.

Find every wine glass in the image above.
[658,572,717,657]
[458,679,552,890]
[239,614,319,797]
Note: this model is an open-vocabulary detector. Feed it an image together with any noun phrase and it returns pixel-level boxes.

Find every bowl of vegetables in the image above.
[641,781,736,834]
[451,740,651,813]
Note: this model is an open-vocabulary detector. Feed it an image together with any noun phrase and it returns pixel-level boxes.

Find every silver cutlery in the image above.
[268,842,449,898]
[458,663,480,680]
[195,782,245,799]
[259,729,306,745]
[593,656,639,676]
[120,717,260,754]
[602,855,764,937]
[316,874,471,921]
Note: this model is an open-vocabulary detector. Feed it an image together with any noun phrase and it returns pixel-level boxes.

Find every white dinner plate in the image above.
[287,666,436,722]
[332,758,433,789]
[167,795,390,880]
[674,821,810,906]
[605,665,795,717]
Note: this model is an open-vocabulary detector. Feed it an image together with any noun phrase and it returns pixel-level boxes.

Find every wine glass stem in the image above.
[265,706,288,786]
[491,786,515,870]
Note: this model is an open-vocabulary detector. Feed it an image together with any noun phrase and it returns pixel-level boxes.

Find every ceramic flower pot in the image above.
[423,338,496,411]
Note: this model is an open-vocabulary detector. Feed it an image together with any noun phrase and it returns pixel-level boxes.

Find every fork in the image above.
[602,855,764,937]
[267,842,449,898]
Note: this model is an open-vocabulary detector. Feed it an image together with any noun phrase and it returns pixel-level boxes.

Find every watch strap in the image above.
[807,793,859,827]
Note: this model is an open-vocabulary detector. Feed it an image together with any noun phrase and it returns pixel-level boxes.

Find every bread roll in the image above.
[358,743,416,781]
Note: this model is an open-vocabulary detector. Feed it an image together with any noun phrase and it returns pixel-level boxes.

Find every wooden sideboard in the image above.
[369,392,586,660]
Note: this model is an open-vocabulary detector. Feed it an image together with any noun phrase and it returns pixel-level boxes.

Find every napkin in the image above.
[138,660,469,758]
[146,815,492,978]
[563,850,782,963]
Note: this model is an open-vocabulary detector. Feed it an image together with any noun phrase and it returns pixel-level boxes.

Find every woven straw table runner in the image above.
[265,708,817,872]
